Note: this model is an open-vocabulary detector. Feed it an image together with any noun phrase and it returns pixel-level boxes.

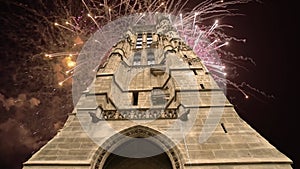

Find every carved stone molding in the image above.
[89,109,178,122]
[93,125,182,169]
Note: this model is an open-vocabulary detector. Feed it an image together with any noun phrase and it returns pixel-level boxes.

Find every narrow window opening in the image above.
[132,91,139,105]
[136,34,143,49]
[147,52,155,65]
[200,84,205,89]
[133,53,141,65]
[193,69,198,75]
[188,61,192,65]
[221,123,227,133]
[146,33,153,48]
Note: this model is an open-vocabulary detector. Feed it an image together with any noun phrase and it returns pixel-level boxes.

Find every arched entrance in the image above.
[103,138,172,169]
[93,125,182,169]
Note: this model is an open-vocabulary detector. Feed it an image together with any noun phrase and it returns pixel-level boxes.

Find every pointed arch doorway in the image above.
[93,125,182,169]
[103,138,172,169]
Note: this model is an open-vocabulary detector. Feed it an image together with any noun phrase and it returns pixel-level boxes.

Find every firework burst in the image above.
[0,1,274,166]
[0,0,270,110]
[63,0,266,99]
[69,1,257,93]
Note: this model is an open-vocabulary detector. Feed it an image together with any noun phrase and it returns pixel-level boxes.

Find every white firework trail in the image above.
[1,0,269,101]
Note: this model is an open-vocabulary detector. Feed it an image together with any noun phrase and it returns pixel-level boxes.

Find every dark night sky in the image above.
[0,0,299,169]
[228,1,299,168]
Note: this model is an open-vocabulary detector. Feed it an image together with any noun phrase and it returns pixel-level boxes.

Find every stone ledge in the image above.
[184,157,293,166]
[23,160,91,166]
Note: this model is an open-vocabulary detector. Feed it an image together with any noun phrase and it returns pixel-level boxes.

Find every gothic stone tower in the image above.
[23,15,293,169]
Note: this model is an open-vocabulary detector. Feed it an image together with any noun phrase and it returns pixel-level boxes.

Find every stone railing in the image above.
[88,109,178,123]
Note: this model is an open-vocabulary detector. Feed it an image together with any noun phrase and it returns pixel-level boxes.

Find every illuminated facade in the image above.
[23,15,293,169]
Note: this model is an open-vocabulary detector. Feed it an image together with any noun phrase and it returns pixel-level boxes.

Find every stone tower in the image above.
[23,14,293,169]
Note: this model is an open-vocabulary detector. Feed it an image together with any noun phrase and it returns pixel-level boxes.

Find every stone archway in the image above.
[92,125,182,169]
[103,138,172,169]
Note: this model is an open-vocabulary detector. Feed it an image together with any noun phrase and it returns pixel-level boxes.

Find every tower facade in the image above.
[23,15,292,169]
